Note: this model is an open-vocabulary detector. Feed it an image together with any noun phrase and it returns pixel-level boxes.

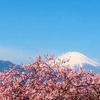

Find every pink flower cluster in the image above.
[0,55,100,100]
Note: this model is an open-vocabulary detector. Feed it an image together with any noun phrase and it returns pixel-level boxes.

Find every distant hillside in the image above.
[0,60,99,73]
[0,60,14,72]
[0,60,26,72]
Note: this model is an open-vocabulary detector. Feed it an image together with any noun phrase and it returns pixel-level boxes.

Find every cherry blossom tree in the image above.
[0,55,100,100]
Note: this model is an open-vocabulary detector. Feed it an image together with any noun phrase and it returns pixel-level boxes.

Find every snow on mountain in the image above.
[57,52,100,69]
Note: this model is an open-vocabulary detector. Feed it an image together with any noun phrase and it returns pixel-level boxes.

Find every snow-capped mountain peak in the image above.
[57,52,100,68]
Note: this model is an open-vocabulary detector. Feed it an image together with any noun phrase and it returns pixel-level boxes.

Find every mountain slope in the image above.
[83,64,100,73]
[0,60,26,72]
[0,60,14,72]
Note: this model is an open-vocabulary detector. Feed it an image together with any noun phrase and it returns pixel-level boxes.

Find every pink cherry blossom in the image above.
[0,55,100,100]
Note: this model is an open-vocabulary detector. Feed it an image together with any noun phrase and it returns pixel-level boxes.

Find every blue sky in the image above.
[0,0,100,64]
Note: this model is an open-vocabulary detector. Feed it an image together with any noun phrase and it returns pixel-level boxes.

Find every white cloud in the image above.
[0,47,35,64]
[0,47,61,65]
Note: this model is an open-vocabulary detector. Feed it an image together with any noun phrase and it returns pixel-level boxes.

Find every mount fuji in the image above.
[57,52,100,73]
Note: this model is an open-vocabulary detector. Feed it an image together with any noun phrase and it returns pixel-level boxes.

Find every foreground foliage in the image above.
[0,55,100,100]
